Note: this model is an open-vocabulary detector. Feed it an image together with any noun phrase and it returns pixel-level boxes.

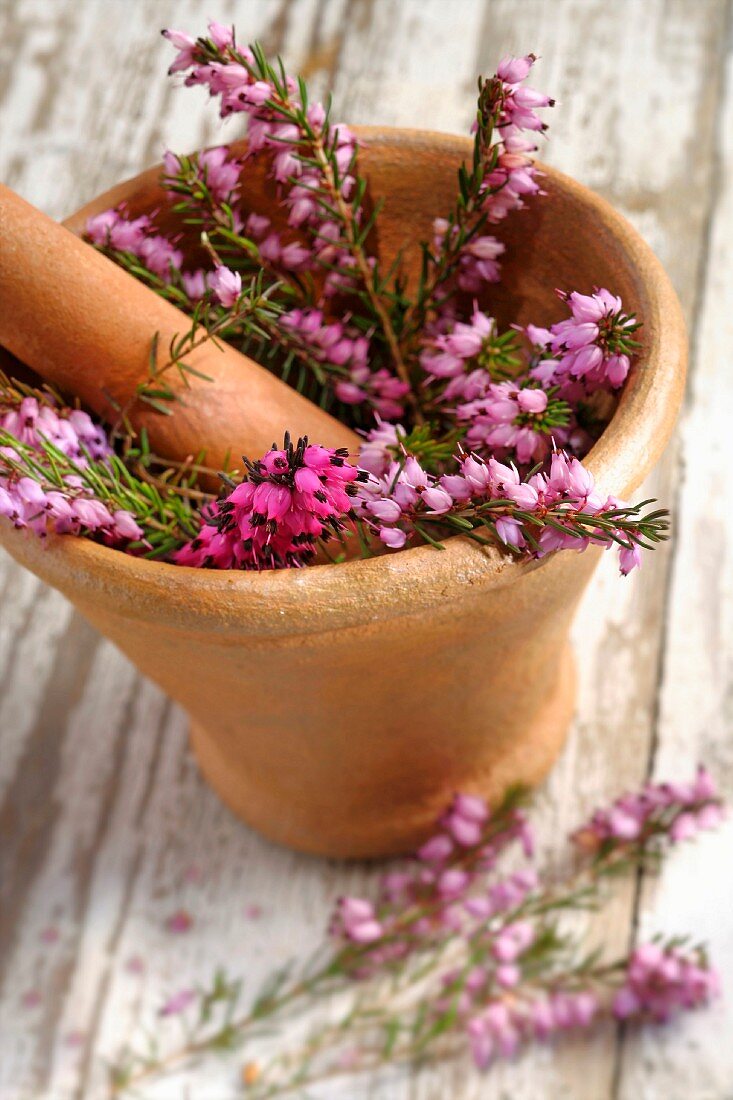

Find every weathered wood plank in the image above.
[0,1,728,1098]
[617,20,733,1099]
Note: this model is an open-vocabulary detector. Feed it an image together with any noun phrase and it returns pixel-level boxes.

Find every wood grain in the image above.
[0,0,731,1097]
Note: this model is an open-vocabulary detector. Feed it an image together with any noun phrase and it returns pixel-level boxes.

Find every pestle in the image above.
[0,184,359,473]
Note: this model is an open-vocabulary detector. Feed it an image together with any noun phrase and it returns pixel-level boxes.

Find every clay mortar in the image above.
[0,130,687,857]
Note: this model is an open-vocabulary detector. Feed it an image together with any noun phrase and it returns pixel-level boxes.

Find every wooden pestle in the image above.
[0,184,359,472]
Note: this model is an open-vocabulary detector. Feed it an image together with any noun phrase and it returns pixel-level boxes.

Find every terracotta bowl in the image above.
[0,129,687,858]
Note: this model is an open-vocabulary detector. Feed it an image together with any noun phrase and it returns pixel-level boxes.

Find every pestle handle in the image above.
[0,184,359,470]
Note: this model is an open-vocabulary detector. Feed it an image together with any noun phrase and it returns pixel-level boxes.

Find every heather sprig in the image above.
[0,427,204,558]
[356,445,668,573]
[404,54,553,345]
[162,25,417,414]
[161,148,313,290]
[527,287,642,399]
[239,940,716,1097]
[0,373,206,558]
[107,769,723,1097]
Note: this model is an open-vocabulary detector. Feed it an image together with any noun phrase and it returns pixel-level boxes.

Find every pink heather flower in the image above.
[85,208,119,244]
[418,834,454,864]
[181,269,208,300]
[492,921,535,962]
[160,989,197,1016]
[613,945,719,1023]
[438,869,472,898]
[112,510,144,541]
[496,963,521,987]
[495,515,526,548]
[619,542,643,576]
[442,793,490,847]
[465,55,553,233]
[334,897,384,944]
[572,766,722,853]
[72,498,113,528]
[694,767,717,800]
[516,388,548,414]
[423,308,497,384]
[528,288,639,397]
[86,207,152,254]
[85,206,188,284]
[355,444,650,576]
[379,525,407,549]
[138,234,184,278]
[421,486,453,514]
[209,265,242,308]
[281,309,407,418]
[125,955,146,975]
[207,20,234,49]
[669,812,697,842]
[198,146,241,201]
[162,28,198,74]
[497,54,536,84]
[456,378,568,466]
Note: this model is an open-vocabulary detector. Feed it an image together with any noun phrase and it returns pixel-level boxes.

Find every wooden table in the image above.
[1,1,731,1096]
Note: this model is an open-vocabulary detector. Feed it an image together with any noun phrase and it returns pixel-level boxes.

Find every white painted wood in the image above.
[616,36,733,1100]
[0,1,730,1098]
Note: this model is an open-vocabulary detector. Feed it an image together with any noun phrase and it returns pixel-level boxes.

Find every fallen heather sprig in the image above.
[108,767,724,1096]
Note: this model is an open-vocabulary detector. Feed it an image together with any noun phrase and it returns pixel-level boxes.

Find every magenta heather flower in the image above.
[175,435,366,570]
